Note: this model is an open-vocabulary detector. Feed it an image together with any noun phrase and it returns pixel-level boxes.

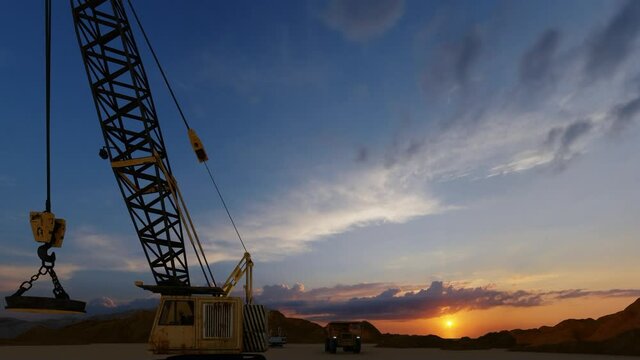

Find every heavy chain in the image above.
[11,244,70,299]
[12,265,48,297]
[49,267,70,300]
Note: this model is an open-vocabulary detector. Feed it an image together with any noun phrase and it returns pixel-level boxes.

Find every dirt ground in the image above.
[0,343,638,360]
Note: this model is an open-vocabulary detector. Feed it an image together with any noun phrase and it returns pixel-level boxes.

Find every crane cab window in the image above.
[158,300,194,326]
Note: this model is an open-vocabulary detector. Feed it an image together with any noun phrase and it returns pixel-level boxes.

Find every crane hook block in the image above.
[188,129,209,163]
[29,211,65,248]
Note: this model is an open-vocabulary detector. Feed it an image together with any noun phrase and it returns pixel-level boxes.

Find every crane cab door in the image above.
[196,297,243,354]
[149,296,196,353]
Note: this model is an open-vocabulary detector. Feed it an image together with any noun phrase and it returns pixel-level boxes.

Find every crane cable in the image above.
[125,0,190,130]
[204,163,248,253]
[125,0,249,261]
[45,0,52,213]
[125,0,215,286]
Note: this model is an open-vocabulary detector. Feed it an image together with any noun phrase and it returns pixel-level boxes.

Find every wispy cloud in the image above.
[258,282,396,303]
[85,296,159,315]
[0,227,151,293]
[202,167,446,261]
[198,1,640,264]
[65,226,149,273]
[609,92,640,134]
[439,0,640,177]
[583,0,640,81]
[421,28,483,99]
[0,264,80,292]
[321,0,405,42]
[517,28,562,104]
[549,289,640,300]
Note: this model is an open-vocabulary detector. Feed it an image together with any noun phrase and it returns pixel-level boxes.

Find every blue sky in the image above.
[1,0,640,336]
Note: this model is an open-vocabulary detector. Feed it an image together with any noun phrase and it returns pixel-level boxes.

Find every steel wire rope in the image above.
[126,0,250,281]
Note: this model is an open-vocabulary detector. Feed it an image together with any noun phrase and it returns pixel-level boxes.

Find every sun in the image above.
[446,320,454,328]
[443,318,456,329]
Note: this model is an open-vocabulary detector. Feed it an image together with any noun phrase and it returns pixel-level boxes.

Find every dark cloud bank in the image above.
[255,281,640,321]
[65,282,640,319]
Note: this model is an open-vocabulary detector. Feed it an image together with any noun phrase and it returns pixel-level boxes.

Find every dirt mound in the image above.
[361,320,382,342]
[588,297,640,341]
[267,311,384,343]
[512,298,640,346]
[519,328,640,356]
[9,310,155,345]
[268,310,325,343]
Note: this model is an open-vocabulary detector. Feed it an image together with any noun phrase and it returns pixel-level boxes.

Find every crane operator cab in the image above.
[135,251,268,357]
[151,296,243,354]
[139,289,268,357]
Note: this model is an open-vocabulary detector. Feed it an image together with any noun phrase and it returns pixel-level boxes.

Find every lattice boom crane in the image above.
[7,1,269,358]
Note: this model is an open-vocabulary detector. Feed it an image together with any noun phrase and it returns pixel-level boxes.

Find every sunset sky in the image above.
[1,0,640,338]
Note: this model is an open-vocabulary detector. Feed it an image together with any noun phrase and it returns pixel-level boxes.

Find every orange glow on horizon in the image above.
[367,296,637,338]
[440,316,458,338]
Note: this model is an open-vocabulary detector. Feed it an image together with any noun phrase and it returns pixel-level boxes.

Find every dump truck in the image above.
[324,321,362,353]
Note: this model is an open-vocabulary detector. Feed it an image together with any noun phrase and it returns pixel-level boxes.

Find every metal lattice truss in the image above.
[71,0,190,287]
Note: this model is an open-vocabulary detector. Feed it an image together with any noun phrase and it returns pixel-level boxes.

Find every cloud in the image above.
[321,0,405,42]
[556,120,593,150]
[257,281,543,321]
[355,146,369,163]
[256,281,640,321]
[584,0,640,81]
[518,29,562,99]
[546,119,594,166]
[66,227,149,273]
[201,167,445,262]
[609,94,640,133]
[0,228,152,294]
[0,264,80,292]
[549,289,640,300]
[488,119,596,176]
[414,0,640,177]
[85,296,159,315]
[422,30,483,96]
[193,0,640,266]
[259,282,396,303]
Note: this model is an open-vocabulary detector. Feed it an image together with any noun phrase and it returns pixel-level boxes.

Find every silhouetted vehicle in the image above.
[324,321,362,354]
[268,327,287,347]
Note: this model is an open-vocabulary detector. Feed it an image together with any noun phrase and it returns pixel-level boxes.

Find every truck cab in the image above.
[324,321,362,354]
